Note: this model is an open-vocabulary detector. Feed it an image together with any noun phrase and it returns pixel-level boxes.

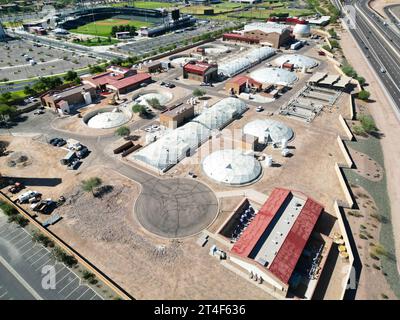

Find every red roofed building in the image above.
[222,33,260,44]
[82,67,152,95]
[106,73,152,94]
[183,61,218,83]
[228,188,330,298]
[225,75,263,95]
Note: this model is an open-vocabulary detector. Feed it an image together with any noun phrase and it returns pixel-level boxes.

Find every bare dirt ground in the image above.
[344,184,397,299]
[340,29,400,275]
[0,135,78,199]
[369,0,400,17]
[348,147,384,182]
[50,166,272,299]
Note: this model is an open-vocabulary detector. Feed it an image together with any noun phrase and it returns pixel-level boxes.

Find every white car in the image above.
[256,106,264,112]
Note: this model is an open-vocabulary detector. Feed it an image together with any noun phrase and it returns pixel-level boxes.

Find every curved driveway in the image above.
[1,111,219,239]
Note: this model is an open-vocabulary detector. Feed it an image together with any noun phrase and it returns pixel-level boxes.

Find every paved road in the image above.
[0,261,36,300]
[0,212,103,300]
[384,4,400,32]
[1,107,219,239]
[337,0,400,113]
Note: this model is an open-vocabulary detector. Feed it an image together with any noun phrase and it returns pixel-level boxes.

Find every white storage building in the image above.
[202,149,262,185]
[250,67,298,86]
[274,54,318,69]
[218,47,276,78]
[132,97,247,172]
[243,119,294,144]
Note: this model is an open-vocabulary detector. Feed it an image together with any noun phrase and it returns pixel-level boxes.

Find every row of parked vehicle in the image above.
[160,81,176,88]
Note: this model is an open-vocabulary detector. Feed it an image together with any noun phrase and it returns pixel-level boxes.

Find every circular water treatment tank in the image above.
[243,119,294,144]
[202,149,262,185]
[198,44,229,55]
[293,24,311,37]
[134,91,173,107]
[274,54,318,69]
[170,55,197,67]
[250,67,298,86]
[87,110,130,129]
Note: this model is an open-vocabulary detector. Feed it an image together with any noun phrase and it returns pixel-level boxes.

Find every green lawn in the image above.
[73,37,119,47]
[70,19,152,37]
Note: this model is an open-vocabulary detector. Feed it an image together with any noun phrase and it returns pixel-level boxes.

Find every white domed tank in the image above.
[293,23,311,38]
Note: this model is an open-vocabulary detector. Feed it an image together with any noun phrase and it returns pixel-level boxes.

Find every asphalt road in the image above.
[0,260,36,300]
[338,0,400,111]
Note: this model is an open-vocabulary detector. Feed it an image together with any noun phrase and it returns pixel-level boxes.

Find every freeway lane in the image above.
[357,0,400,51]
[337,0,400,109]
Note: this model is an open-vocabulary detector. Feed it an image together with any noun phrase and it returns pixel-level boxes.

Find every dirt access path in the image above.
[340,30,400,273]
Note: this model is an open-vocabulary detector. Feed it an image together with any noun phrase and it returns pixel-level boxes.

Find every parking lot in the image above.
[0,39,99,81]
[117,21,236,56]
[0,213,103,300]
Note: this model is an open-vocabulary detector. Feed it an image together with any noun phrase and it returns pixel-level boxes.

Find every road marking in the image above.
[13,234,30,246]
[57,278,78,294]
[0,256,43,300]
[25,248,46,261]
[31,252,50,265]
[64,286,80,299]
[55,269,70,286]
[35,258,53,272]
[76,287,91,300]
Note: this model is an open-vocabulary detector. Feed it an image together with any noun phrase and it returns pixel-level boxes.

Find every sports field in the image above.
[70,18,153,37]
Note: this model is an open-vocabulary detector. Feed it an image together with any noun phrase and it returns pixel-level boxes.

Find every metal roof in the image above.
[231,188,324,284]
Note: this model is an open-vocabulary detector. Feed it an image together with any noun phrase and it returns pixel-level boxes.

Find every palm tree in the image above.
[81,177,102,196]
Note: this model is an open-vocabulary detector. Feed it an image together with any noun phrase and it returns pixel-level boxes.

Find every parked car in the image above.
[49,138,61,146]
[76,147,89,159]
[256,106,264,112]
[56,139,66,147]
[33,110,44,115]
[18,190,40,203]
[140,82,148,88]
[67,159,81,170]
[160,81,166,86]
[8,182,24,194]
[166,83,175,88]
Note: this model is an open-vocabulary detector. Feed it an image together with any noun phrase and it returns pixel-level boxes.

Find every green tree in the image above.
[0,104,17,121]
[193,88,206,97]
[359,114,376,132]
[132,104,148,118]
[81,177,102,196]
[64,70,78,82]
[24,85,36,96]
[115,126,130,137]
[146,98,163,110]
[358,90,371,101]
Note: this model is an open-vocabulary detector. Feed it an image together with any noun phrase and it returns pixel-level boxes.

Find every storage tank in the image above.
[83,91,92,105]
[281,138,288,149]
[293,23,311,38]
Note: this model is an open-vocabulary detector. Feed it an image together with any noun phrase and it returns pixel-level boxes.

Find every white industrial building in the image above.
[202,149,262,185]
[250,67,298,86]
[218,47,276,78]
[132,97,247,172]
[243,119,294,145]
[274,54,318,70]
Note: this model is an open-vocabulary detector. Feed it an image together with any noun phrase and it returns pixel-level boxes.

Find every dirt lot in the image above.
[0,135,78,200]
[50,166,273,299]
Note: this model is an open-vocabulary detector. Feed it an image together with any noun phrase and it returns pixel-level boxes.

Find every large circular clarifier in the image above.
[87,111,129,129]
[199,44,229,55]
[170,56,197,67]
[202,149,262,185]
